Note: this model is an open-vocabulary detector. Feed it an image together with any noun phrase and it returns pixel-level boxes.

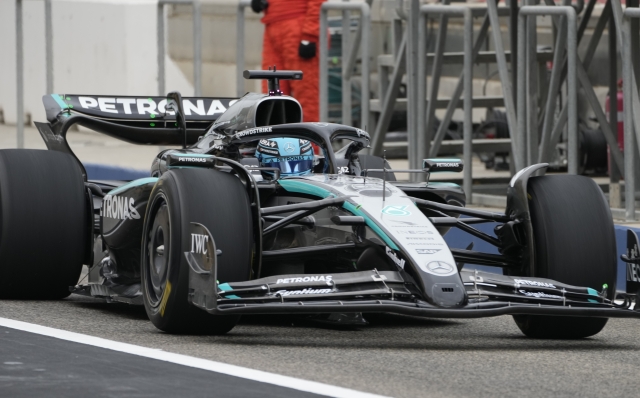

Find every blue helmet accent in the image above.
[255,137,314,176]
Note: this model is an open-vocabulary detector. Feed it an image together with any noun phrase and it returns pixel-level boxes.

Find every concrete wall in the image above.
[0,0,619,128]
[0,0,192,126]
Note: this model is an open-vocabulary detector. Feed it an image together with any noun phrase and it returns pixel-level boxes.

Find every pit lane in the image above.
[1,296,638,398]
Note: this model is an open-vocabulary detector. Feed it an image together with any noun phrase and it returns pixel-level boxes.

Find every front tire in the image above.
[141,168,253,334]
[513,175,616,339]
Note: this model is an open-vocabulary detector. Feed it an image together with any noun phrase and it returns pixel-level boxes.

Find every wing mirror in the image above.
[423,159,464,173]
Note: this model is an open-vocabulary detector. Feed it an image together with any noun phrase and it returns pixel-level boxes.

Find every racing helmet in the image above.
[255,137,314,177]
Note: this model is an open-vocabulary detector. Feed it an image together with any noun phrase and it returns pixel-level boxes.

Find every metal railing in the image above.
[236,0,251,97]
[319,1,370,128]
[15,0,54,149]
[15,0,203,147]
[518,6,577,173]
[157,0,202,96]
[417,5,473,200]
[622,7,640,220]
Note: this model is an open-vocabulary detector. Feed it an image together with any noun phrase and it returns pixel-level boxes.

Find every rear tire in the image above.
[0,149,88,299]
[513,175,616,339]
[141,168,253,334]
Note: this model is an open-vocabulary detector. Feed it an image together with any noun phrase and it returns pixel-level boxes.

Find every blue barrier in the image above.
[444,217,638,292]
[84,163,149,181]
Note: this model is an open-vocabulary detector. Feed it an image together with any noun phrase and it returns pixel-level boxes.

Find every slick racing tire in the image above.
[0,149,88,299]
[141,168,253,334]
[513,175,617,339]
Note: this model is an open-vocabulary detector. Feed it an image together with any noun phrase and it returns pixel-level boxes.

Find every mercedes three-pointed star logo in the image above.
[284,143,295,152]
[423,261,455,276]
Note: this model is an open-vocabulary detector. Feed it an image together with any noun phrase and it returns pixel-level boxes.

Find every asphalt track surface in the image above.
[0,325,325,398]
[1,296,639,397]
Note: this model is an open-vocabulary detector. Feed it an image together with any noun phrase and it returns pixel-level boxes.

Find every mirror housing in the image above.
[423,159,463,173]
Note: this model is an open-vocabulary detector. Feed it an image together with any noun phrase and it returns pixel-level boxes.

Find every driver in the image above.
[255,137,315,177]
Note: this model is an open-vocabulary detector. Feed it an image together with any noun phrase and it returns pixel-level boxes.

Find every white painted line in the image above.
[0,317,389,398]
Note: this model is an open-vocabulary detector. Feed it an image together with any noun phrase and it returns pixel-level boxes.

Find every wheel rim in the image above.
[145,197,171,307]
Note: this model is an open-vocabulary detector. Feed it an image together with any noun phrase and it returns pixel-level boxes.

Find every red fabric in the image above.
[261,0,325,40]
[261,17,320,122]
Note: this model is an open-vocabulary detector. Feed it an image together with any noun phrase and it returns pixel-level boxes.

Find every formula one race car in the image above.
[1,70,639,339]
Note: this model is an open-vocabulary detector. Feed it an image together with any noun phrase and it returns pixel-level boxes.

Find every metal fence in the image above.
[15,0,54,149]
[13,0,205,147]
[518,6,577,174]
[417,5,473,199]
[621,7,640,219]
[319,1,370,129]
[12,0,640,219]
[157,0,202,97]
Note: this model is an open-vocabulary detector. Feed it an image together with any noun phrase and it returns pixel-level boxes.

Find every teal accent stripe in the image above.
[343,202,399,250]
[278,179,399,250]
[51,94,69,110]
[108,177,158,195]
[586,287,599,303]
[218,283,239,299]
[278,179,333,198]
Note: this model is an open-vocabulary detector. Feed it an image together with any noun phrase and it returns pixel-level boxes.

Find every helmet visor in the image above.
[262,156,314,175]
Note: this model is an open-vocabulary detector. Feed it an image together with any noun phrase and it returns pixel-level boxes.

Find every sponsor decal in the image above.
[210,144,225,151]
[355,128,371,139]
[77,96,227,116]
[405,237,435,240]
[381,205,412,217]
[420,261,456,276]
[337,166,350,174]
[236,127,272,138]
[179,157,207,163]
[313,122,329,127]
[275,288,332,296]
[385,246,406,269]
[260,139,278,148]
[628,264,640,282]
[262,155,311,163]
[276,276,333,284]
[408,242,444,246]
[416,249,440,255]
[101,195,140,220]
[518,290,562,299]
[398,230,433,234]
[436,162,459,168]
[300,143,313,153]
[191,233,209,254]
[257,146,280,156]
[391,220,417,226]
[513,279,556,289]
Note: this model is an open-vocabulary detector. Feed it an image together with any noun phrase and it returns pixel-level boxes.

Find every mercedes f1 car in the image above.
[1,70,639,339]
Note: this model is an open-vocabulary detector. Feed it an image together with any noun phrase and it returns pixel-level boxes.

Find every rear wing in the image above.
[38,94,238,148]
[43,94,237,125]
[36,94,237,180]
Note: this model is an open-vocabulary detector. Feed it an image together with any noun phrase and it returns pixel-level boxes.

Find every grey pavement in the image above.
[0,296,638,398]
[0,326,324,398]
